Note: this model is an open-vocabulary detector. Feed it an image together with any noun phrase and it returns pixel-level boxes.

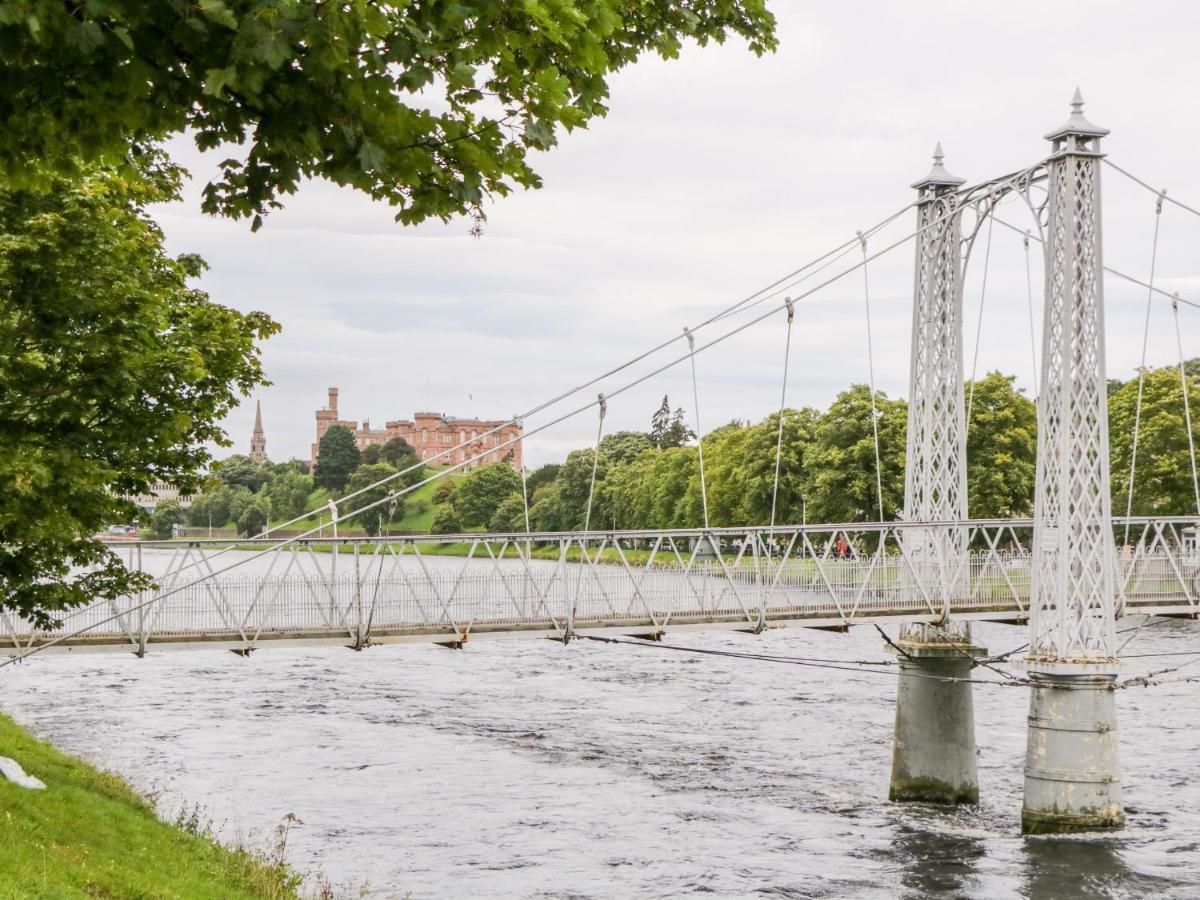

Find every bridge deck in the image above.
[5,519,1197,657]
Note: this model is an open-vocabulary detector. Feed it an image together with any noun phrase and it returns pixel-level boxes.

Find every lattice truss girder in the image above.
[1030,154,1117,660]
[901,190,969,641]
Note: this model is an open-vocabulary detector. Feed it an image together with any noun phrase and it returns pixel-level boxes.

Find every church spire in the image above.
[250,399,267,461]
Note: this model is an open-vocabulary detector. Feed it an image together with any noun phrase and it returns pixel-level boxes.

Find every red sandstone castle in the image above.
[312,388,523,470]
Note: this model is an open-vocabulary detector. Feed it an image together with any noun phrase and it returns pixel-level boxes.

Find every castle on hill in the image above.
[311,388,523,470]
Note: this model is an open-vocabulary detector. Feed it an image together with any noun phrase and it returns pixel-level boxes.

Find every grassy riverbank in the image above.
[0,712,301,898]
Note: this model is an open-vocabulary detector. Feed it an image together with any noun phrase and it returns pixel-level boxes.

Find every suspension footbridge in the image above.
[6,518,1199,655]
[7,92,1200,835]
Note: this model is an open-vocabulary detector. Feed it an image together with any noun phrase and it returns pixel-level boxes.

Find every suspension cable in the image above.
[582,394,608,533]
[711,203,913,325]
[517,416,532,536]
[991,214,1200,311]
[769,298,796,539]
[684,327,710,529]
[1103,158,1200,219]
[1022,230,1039,397]
[965,198,997,427]
[1124,189,1166,546]
[858,232,886,521]
[578,634,1031,687]
[1171,296,1200,515]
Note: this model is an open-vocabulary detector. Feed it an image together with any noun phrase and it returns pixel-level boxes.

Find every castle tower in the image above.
[250,400,268,461]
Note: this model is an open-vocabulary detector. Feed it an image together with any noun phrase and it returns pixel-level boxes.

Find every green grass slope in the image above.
[0,713,300,899]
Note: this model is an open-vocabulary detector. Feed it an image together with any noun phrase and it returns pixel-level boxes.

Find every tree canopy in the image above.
[341,462,405,536]
[0,1,776,229]
[803,385,906,523]
[212,453,270,491]
[649,395,695,449]
[455,462,522,529]
[313,425,361,492]
[1109,366,1200,517]
[965,372,1037,519]
[0,151,274,625]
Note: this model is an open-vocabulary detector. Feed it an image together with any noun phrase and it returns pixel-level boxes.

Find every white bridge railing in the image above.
[4,517,1198,655]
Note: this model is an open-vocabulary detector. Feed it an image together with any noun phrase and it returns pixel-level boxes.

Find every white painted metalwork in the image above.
[1029,91,1118,662]
[901,145,969,644]
[5,517,1196,657]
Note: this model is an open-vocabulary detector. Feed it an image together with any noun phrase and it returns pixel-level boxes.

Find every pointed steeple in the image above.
[250,399,268,461]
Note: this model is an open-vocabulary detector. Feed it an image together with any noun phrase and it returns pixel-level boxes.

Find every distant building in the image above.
[126,483,193,514]
[249,399,268,461]
[312,387,523,470]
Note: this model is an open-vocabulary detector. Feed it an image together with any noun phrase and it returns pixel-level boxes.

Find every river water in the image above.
[3,606,1199,898]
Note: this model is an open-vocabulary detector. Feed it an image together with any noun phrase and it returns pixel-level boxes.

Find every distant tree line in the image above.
[153,427,429,538]
[173,362,1200,542]
[429,364,1200,536]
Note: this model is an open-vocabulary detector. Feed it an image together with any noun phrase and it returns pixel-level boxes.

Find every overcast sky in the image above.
[157,0,1200,467]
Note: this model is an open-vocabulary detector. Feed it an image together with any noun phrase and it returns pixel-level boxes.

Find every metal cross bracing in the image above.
[1029,94,1117,663]
[901,146,969,644]
[5,517,1197,657]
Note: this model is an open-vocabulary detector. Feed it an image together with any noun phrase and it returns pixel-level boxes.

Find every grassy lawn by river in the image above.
[0,713,301,899]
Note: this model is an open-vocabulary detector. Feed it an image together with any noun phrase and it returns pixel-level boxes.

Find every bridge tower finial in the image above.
[1022,90,1123,835]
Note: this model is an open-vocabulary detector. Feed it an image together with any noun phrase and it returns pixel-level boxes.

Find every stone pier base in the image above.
[1022,663,1124,835]
[889,641,983,805]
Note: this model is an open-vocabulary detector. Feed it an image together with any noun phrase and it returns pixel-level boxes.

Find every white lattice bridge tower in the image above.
[1022,91,1124,834]
[889,145,984,806]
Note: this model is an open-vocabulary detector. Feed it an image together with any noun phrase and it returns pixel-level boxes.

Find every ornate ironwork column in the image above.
[1022,90,1123,834]
[889,146,982,805]
[903,144,970,640]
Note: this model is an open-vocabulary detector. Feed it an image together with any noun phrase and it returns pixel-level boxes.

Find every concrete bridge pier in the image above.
[889,627,983,805]
[1021,663,1123,834]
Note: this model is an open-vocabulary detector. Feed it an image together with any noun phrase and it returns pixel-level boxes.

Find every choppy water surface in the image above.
[4,615,1200,898]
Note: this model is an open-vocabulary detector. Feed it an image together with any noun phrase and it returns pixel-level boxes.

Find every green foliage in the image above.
[381,436,418,468]
[431,504,463,535]
[0,151,275,626]
[524,463,561,495]
[186,487,233,528]
[0,1,776,229]
[1109,366,1200,516]
[432,477,459,505]
[599,430,654,466]
[261,469,314,521]
[212,453,270,491]
[360,444,384,465]
[456,462,522,528]
[966,372,1037,518]
[803,384,907,523]
[313,425,360,492]
[602,449,659,529]
[528,483,568,532]
[651,447,700,527]
[555,448,611,529]
[236,501,268,537]
[225,485,256,525]
[649,394,695,448]
[149,499,187,540]
[340,462,404,536]
[490,493,529,533]
[689,409,818,526]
